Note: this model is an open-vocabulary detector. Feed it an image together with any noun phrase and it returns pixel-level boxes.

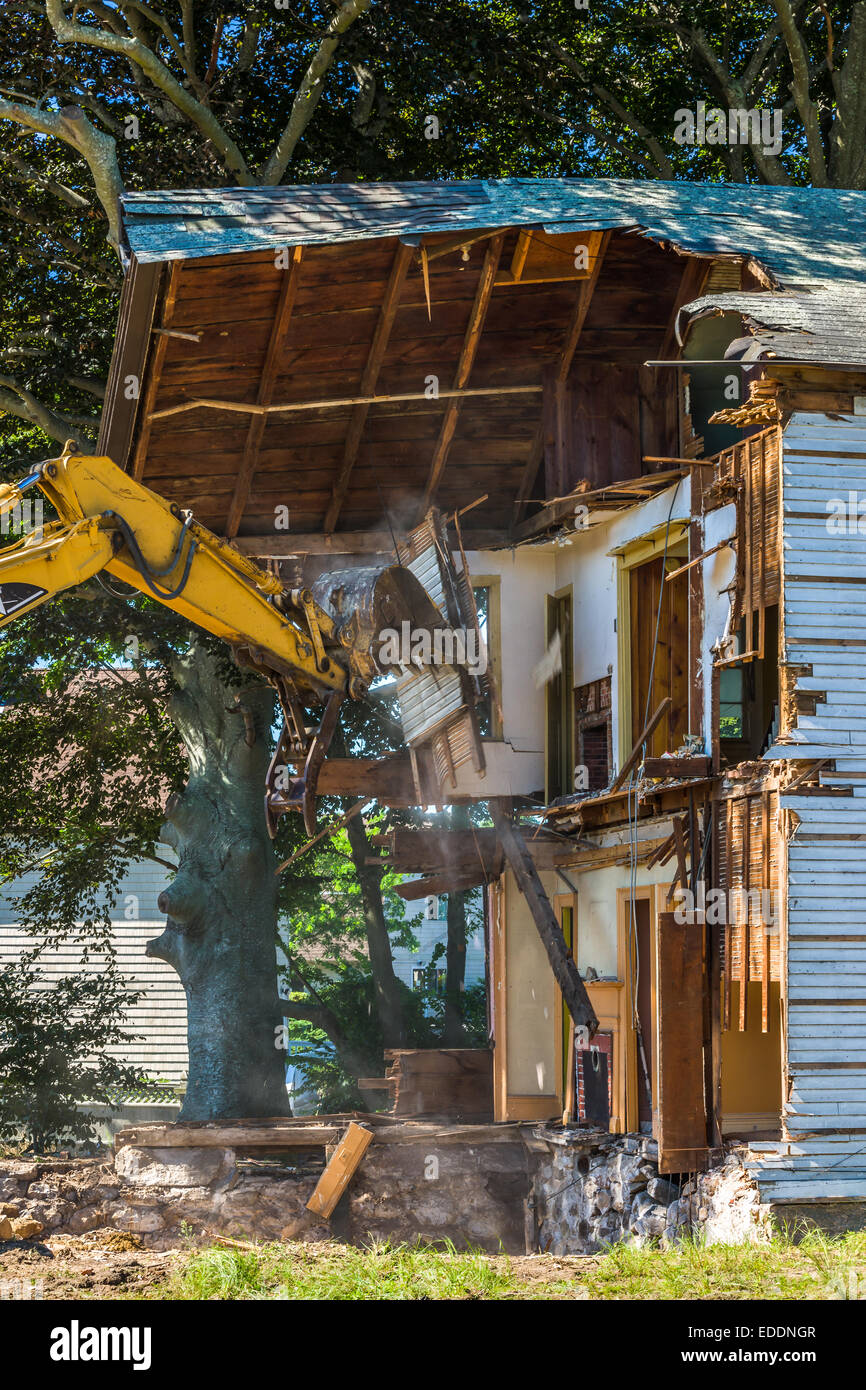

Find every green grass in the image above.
[141,1228,866,1302]
[164,1239,517,1301]
[583,1229,866,1301]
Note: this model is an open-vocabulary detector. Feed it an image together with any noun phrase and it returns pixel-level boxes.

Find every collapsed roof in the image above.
[100,178,866,553]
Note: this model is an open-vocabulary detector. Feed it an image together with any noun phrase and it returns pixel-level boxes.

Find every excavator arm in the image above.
[0,447,481,833]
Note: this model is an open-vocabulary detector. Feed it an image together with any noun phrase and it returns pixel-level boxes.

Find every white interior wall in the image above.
[467,477,693,790]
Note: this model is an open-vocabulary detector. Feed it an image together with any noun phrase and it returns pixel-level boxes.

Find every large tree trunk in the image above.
[344,809,407,1049]
[146,643,290,1121]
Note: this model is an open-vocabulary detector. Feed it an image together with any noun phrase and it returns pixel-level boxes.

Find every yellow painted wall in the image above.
[721,982,782,1125]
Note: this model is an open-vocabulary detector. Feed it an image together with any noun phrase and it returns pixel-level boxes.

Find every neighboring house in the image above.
[0,859,187,1090]
[391,890,486,995]
[1,859,484,1114]
[281,885,486,1110]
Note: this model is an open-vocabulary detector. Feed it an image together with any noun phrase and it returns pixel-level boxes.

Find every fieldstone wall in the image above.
[532,1130,773,1254]
[3,1133,839,1257]
[0,1136,533,1254]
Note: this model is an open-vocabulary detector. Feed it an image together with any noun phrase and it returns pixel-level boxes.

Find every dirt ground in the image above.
[0,1230,179,1300]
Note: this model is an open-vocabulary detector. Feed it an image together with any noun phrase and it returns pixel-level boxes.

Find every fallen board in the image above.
[306,1122,374,1218]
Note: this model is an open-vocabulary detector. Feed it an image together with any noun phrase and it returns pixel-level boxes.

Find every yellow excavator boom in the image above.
[0,451,348,696]
[0,447,482,833]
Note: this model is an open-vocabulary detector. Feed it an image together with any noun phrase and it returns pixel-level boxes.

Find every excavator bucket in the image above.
[265,510,490,833]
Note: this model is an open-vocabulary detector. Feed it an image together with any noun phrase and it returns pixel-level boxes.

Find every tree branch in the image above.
[0,150,92,211]
[65,375,107,399]
[0,373,94,448]
[0,194,120,282]
[547,39,675,179]
[261,0,372,184]
[684,25,793,185]
[0,98,124,250]
[772,0,829,185]
[44,0,255,184]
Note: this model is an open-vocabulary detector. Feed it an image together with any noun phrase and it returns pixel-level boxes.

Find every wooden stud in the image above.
[224,246,303,539]
[761,790,771,1033]
[562,1017,576,1126]
[421,233,505,515]
[132,262,182,481]
[324,242,413,533]
[723,796,732,1031]
[739,796,750,1032]
[671,814,689,893]
[514,232,611,515]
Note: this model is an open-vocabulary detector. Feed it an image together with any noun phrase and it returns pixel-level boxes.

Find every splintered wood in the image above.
[306,1122,374,1219]
[711,427,781,665]
[718,786,781,1032]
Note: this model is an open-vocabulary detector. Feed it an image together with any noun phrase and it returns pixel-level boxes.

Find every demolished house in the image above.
[92,177,866,1243]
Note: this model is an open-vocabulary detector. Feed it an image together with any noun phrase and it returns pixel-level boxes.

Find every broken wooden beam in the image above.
[492,804,598,1032]
[393,861,503,899]
[609,697,672,793]
[114,1122,345,1149]
[306,1121,374,1218]
[643,756,712,780]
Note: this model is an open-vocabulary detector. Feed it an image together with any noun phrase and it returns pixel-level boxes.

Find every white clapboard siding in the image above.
[751,413,866,1201]
[0,859,189,1084]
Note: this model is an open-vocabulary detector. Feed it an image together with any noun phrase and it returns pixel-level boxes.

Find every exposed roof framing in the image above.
[324,241,413,533]
[515,230,611,512]
[99,178,866,555]
[225,245,303,539]
[421,231,504,515]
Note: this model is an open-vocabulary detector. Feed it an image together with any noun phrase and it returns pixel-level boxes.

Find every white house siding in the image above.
[0,859,188,1086]
[391,899,486,992]
[755,412,866,1201]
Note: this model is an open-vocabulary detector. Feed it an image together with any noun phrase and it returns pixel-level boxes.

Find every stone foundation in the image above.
[531,1129,772,1254]
[0,1130,532,1254]
[1,1126,858,1256]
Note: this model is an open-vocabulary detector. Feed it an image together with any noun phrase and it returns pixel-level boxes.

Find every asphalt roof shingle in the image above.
[120,177,866,367]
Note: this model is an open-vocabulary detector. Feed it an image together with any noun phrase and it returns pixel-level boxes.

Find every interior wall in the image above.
[701,500,738,746]
[554,479,692,768]
[501,868,560,1117]
[463,544,553,795]
[721,982,783,1133]
[466,480,694,795]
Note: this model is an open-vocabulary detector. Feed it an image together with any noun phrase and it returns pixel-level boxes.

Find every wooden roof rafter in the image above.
[224,245,303,539]
[132,262,182,483]
[513,230,612,519]
[658,254,714,361]
[324,240,414,534]
[420,231,505,517]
